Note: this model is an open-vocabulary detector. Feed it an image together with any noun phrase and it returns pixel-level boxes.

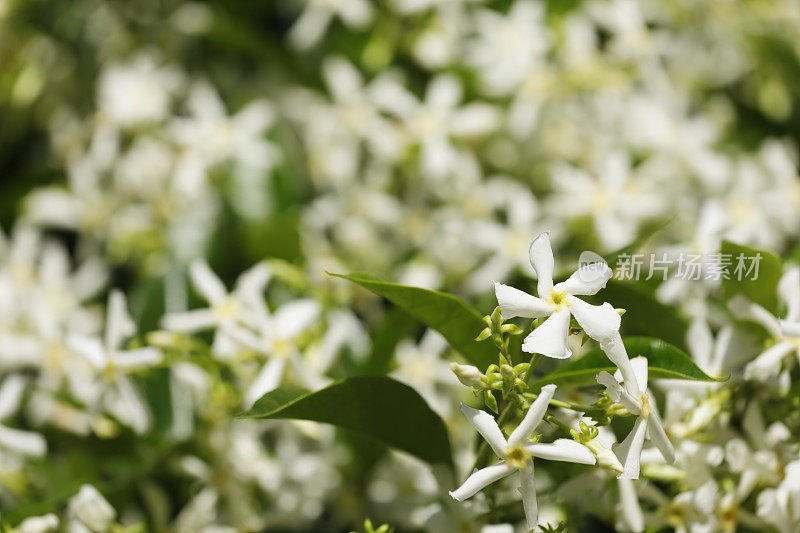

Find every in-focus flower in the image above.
[450,384,595,530]
[596,356,675,479]
[494,231,617,358]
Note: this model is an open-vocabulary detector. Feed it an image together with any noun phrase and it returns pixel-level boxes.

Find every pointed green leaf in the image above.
[330,273,496,368]
[530,337,724,389]
[239,376,452,466]
[721,240,782,313]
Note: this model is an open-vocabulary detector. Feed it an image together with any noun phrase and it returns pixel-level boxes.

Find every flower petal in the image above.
[779,320,800,338]
[646,403,675,464]
[508,384,555,447]
[0,425,47,457]
[566,296,620,343]
[189,260,228,306]
[525,439,596,465]
[629,356,649,391]
[105,290,135,352]
[599,333,642,399]
[67,334,107,371]
[614,416,647,479]
[596,371,641,415]
[460,403,508,458]
[518,460,538,532]
[554,263,612,296]
[529,231,554,298]
[110,348,162,370]
[0,375,26,420]
[274,299,320,340]
[617,478,645,533]
[245,358,287,408]
[449,463,514,501]
[728,295,782,339]
[522,309,571,359]
[494,282,553,319]
[744,340,795,381]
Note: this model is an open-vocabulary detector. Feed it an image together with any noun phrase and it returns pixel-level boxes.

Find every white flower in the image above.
[226,294,321,407]
[450,384,595,530]
[171,81,280,172]
[98,54,182,128]
[755,460,800,533]
[161,261,272,358]
[494,231,617,358]
[67,290,162,434]
[596,356,675,479]
[67,485,116,532]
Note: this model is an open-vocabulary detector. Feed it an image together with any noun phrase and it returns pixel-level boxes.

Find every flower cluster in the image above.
[0,0,799,531]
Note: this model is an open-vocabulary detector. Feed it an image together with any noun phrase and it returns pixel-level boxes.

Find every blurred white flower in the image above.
[98,53,182,128]
[162,261,272,358]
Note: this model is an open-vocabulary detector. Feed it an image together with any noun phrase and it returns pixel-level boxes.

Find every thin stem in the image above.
[545,414,573,432]
[522,393,592,413]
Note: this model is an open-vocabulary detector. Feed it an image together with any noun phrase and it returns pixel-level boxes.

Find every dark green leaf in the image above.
[530,337,724,389]
[721,240,782,313]
[239,376,452,466]
[330,273,496,368]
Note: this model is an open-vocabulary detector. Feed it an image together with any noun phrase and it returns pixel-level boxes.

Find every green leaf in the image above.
[330,273,496,368]
[239,376,452,466]
[587,281,688,351]
[530,337,724,389]
[721,240,782,313]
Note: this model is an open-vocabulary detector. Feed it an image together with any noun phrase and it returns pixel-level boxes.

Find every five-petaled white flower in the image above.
[450,384,595,530]
[494,231,618,358]
[596,356,676,479]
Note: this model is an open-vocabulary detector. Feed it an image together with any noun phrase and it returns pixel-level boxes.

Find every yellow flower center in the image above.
[548,290,567,310]
[506,444,530,468]
[214,298,238,320]
[720,506,737,530]
[666,503,686,527]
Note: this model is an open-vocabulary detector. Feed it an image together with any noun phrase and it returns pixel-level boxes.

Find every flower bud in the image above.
[584,439,623,473]
[450,363,486,388]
